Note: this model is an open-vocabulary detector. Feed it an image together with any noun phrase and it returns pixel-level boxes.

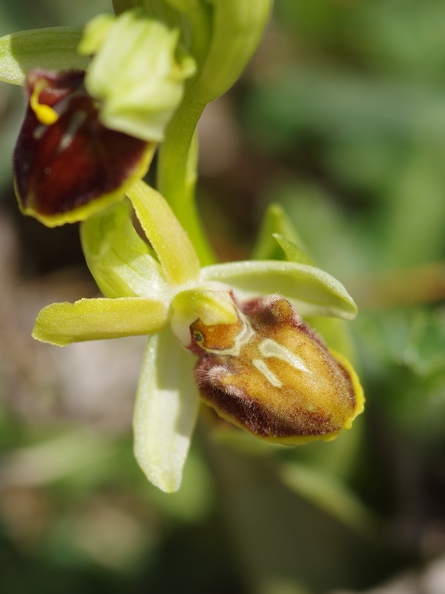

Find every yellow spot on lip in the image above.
[30,83,59,126]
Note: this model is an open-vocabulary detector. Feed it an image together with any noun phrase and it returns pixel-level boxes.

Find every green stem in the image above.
[157,89,215,265]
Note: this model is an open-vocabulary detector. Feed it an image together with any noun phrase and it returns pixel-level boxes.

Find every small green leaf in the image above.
[200,260,357,319]
[0,27,88,86]
[33,297,168,346]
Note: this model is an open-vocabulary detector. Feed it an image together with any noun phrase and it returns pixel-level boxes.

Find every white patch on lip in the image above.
[252,358,282,388]
[259,338,309,373]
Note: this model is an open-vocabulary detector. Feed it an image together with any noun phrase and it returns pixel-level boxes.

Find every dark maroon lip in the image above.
[14,69,150,220]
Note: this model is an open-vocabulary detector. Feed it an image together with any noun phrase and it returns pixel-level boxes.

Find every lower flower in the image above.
[192,294,363,444]
[32,181,364,492]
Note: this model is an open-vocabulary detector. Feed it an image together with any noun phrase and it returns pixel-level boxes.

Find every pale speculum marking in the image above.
[251,338,310,389]
[252,358,282,388]
[259,338,310,373]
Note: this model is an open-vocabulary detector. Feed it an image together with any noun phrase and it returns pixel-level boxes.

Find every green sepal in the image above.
[200,260,357,320]
[33,297,169,346]
[0,27,88,86]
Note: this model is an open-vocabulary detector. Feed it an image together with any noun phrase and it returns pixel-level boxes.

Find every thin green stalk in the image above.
[157,89,215,265]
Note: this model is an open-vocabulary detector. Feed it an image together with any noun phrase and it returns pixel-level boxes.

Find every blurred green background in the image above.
[1,1,445,593]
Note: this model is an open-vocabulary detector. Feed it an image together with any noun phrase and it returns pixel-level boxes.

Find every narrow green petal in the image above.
[80,200,170,300]
[133,329,199,493]
[0,27,87,86]
[33,297,168,346]
[127,181,200,286]
[200,261,357,319]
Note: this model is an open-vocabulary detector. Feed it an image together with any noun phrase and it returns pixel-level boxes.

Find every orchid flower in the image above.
[33,180,364,493]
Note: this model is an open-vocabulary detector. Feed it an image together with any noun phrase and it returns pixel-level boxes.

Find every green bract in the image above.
[139,0,272,102]
[193,0,272,103]
[33,181,359,493]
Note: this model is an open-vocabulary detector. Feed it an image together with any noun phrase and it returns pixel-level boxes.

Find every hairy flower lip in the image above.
[193,295,364,444]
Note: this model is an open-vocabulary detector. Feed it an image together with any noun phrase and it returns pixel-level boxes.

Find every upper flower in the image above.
[33,180,364,493]
[6,8,195,226]
[14,68,155,225]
